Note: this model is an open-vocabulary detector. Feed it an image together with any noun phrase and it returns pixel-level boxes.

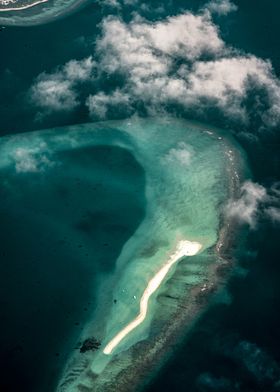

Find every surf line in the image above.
[103,240,202,355]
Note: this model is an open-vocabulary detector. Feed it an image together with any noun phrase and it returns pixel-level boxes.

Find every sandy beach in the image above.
[103,240,202,356]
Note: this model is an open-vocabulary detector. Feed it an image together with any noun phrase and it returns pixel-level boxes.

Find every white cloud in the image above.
[204,0,237,16]
[135,13,224,59]
[225,181,267,228]
[184,56,280,123]
[94,13,280,128]
[86,89,132,119]
[30,56,96,112]
[31,79,78,111]
[225,180,280,227]
[163,142,193,166]
[13,143,55,173]
[93,12,225,116]
[27,9,280,132]
[266,207,280,223]
[97,17,170,79]
[63,57,96,81]
[98,13,224,78]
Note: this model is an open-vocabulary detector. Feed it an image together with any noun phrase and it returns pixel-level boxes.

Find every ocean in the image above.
[0,1,279,391]
[0,140,146,391]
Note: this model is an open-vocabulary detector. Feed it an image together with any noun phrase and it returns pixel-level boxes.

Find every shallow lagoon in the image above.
[0,118,248,392]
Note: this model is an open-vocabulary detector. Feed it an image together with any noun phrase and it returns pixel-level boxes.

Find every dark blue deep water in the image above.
[0,1,280,392]
[0,144,146,391]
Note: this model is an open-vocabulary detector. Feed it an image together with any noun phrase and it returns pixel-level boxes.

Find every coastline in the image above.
[99,146,246,392]
[0,0,48,12]
[56,119,249,392]
[0,0,90,26]
[103,241,202,356]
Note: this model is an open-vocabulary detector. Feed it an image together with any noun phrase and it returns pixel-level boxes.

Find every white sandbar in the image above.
[103,240,202,355]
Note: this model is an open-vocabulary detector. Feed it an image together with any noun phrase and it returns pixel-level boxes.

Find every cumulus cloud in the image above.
[225,181,267,228]
[97,13,224,73]
[204,0,237,16]
[92,12,225,116]
[185,56,277,122]
[233,341,280,386]
[266,207,280,223]
[31,79,78,112]
[93,13,280,129]
[63,57,96,81]
[27,7,280,133]
[163,142,193,166]
[30,56,96,112]
[13,143,55,173]
[264,183,280,223]
[86,89,132,119]
[225,180,280,227]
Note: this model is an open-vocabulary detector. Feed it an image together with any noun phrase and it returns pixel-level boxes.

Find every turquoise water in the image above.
[55,118,246,391]
[0,117,247,391]
[0,1,279,392]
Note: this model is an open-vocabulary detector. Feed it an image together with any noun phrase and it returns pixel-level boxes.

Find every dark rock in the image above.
[80,337,101,353]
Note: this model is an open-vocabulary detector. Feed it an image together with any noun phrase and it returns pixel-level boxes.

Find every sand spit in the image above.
[103,240,202,355]
[53,118,249,392]
[85,141,246,392]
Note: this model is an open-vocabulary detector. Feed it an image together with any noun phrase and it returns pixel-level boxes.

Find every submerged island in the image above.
[0,118,249,392]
